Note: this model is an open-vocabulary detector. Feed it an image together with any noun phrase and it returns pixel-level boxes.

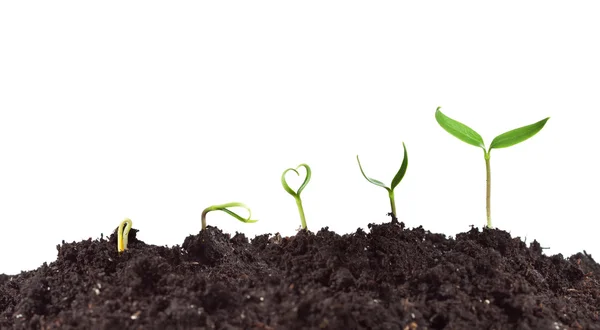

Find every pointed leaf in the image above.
[390,142,408,190]
[489,117,549,149]
[356,155,388,189]
[435,107,485,149]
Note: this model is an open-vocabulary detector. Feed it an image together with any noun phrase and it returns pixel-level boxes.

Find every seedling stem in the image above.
[485,150,491,227]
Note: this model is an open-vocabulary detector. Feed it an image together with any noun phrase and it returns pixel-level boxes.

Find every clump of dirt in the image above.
[1,222,599,329]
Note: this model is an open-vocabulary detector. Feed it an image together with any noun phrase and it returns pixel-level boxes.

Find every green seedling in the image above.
[435,107,549,228]
[201,202,257,231]
[356,142,408,223]
[117,218,132,252]
[281,163,311,230]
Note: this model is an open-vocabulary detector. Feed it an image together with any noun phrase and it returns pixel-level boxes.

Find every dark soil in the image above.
[1,221,599,329]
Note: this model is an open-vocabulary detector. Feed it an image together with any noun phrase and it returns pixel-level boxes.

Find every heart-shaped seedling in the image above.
[435,106,549,228]
[117,218,132,253]
[201,202,258,231]
[281,163,312,230]
[356,142,408,224]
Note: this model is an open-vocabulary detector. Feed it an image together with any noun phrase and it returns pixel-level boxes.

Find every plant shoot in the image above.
[201,202,257,231]
[281,163,311,230]
[356,143,408,223]
[435,107,549,228]
[117,218,132,252]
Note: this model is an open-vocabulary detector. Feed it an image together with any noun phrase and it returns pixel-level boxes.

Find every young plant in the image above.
[281,163,311,230]
[435,107,549,228]
[117,218,132,252]
[356,142,408,223]
[201,202,257,231]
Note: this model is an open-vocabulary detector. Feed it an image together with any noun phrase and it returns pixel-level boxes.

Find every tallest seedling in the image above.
[435,107,549,228]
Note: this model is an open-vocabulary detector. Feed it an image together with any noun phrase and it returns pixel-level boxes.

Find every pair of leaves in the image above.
[357,142,408,192]
[435,107,549,152]
[281,163,312,198]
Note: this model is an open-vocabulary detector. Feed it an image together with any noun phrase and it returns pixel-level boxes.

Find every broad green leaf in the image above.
[435,107,485,149]
[390,142,408,190]
[356,155,390,190]
[489,117,549,149]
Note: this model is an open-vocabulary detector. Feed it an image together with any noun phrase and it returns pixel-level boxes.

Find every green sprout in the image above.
[117,218,132,252]
[201,202,258,231]
[435,107,549,228]
[281,163,311,230]
[356,142,408,224]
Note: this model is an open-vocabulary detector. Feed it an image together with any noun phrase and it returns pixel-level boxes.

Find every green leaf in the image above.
[435,107,485,149]
[390,142,408,190]
[489,117,549,149]
[356,155,390,190]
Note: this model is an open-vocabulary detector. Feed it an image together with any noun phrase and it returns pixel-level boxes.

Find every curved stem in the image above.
[484,151,492,228]
[200,202,257,231]
[201,209,209,231]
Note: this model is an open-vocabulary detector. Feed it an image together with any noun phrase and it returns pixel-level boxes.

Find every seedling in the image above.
[282,163,311,230]
[201,202,258,231]
[117,218,132,252]
[356,142,408,223]
[435,107,549,228]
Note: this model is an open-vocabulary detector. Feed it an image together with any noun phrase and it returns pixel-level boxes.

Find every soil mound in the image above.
[1,223,598,329]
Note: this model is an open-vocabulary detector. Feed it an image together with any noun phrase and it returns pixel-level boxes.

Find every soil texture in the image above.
[1,222,599,329]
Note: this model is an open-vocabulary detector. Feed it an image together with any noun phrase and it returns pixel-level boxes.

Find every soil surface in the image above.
[1,222,599,329]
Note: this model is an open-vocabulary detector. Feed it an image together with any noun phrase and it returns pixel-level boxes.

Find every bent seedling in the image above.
[356,142,408,223]
[117,218,132,253]
[201,202,258,231]
[435,107,549,228]
[282,163,311,230]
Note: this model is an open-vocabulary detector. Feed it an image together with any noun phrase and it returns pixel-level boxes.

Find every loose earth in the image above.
[1,222,598,329]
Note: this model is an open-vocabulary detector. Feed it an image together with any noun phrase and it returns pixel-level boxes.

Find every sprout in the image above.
[356,142,408,223]
[435,107,549,228]
[281,163,311,230]
[117,218,132,252]
[201,202,258,231]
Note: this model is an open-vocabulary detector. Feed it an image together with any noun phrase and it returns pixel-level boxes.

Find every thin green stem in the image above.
[484,151,492,228]
[388,190,398,223]
[295,197,307,229]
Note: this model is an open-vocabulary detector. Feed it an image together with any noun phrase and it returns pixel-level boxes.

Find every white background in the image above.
[1,2,598,275]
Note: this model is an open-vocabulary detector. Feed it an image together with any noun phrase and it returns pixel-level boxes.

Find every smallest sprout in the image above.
[117,218,132,253]
[201,202,258,231]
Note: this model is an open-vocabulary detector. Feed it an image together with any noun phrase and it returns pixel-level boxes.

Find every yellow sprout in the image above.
[117,218,132,252]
